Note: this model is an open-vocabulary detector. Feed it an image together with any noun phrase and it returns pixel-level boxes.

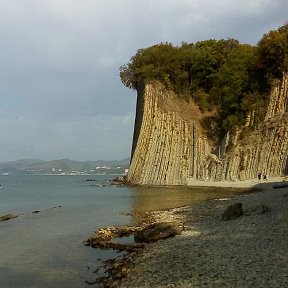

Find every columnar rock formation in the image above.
[127,74,288,185]
[265,75,288,120]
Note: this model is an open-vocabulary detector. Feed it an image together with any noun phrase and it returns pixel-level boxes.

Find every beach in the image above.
[115,177,288,288]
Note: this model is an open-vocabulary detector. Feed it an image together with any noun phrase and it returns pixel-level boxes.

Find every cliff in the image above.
[127,74,288,185]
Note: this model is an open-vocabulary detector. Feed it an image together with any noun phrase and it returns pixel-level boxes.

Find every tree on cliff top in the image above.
[256,22,288,80]
[120,23,288,135]
[120,43,178,90]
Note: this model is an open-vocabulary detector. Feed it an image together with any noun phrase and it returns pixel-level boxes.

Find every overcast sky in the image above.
[0,0,287,162]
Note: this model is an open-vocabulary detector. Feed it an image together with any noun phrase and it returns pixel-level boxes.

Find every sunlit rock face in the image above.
[127,74,288,185]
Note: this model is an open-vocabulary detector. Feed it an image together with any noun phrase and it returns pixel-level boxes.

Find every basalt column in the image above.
[127,75,288,185]
[127,82,211,185]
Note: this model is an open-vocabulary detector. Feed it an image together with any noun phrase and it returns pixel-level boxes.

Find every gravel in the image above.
[118,186,288,288]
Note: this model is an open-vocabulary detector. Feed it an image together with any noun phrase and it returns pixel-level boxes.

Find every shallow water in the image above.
[0,175,244,287]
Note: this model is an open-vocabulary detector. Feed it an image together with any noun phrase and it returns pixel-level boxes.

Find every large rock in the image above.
[134,222,184,243]
[110,176,127,185]
[222,203,243,221]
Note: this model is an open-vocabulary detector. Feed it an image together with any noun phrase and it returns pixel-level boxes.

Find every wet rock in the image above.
[0,214,18,222]
[222,203,243,221]
[89,240,144,252]
[85,211,179,286]
[110,176,127,185]
[86,225,145,252]
[134,222,184,243]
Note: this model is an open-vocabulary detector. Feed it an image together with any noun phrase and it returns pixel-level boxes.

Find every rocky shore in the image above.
[115,179,288,288]
[86,177,288,287]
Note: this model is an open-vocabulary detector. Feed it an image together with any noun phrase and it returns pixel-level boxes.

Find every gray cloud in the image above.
[0,0,287,161]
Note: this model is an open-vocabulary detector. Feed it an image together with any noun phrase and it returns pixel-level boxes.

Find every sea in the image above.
[0,175,242,288]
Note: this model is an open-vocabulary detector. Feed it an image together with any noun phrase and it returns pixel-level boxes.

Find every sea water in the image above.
[0,175,241,288]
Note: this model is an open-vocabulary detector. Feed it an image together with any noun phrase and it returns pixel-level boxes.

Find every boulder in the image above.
[222,203,243,221]
[110,176,127,185]
[134,222,184,243]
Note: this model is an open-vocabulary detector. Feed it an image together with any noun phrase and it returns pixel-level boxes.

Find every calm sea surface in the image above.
[0,175,242,288]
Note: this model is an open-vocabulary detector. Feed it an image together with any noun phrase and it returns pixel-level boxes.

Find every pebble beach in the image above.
[117,177,288,288]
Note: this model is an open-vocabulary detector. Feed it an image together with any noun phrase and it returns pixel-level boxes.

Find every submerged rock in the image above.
[86,225,144,252]
[0,214,18,222]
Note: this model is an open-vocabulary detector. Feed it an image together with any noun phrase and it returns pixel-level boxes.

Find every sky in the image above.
[0,0,287,162]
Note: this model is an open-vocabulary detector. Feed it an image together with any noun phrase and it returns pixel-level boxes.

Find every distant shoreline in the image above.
[0,173,126,176]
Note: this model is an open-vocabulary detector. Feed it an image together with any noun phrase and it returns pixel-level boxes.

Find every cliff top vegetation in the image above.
[120,23,288,136]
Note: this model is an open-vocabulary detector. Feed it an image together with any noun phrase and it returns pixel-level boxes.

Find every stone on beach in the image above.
[221,202,243,220]
[255,204,270,215]
[118,185,288,288]
[86,178,288,287]
[134,222,184,243]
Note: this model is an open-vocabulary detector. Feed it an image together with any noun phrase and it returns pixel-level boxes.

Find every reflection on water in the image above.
[0,175,131,288]
[0,175,249,288]
[131,186,246,212]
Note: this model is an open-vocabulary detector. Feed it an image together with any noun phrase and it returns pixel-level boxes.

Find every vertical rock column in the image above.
[265,72,288,120]
[128,74,288,185]
[127,83,211,185]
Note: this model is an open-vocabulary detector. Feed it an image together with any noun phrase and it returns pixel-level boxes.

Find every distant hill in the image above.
[0,158,130,175]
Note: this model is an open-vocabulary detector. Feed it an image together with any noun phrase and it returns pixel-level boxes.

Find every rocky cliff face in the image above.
[127,74,288,185]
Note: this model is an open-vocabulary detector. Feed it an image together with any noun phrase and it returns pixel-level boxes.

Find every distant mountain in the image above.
[0,158,130,175]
